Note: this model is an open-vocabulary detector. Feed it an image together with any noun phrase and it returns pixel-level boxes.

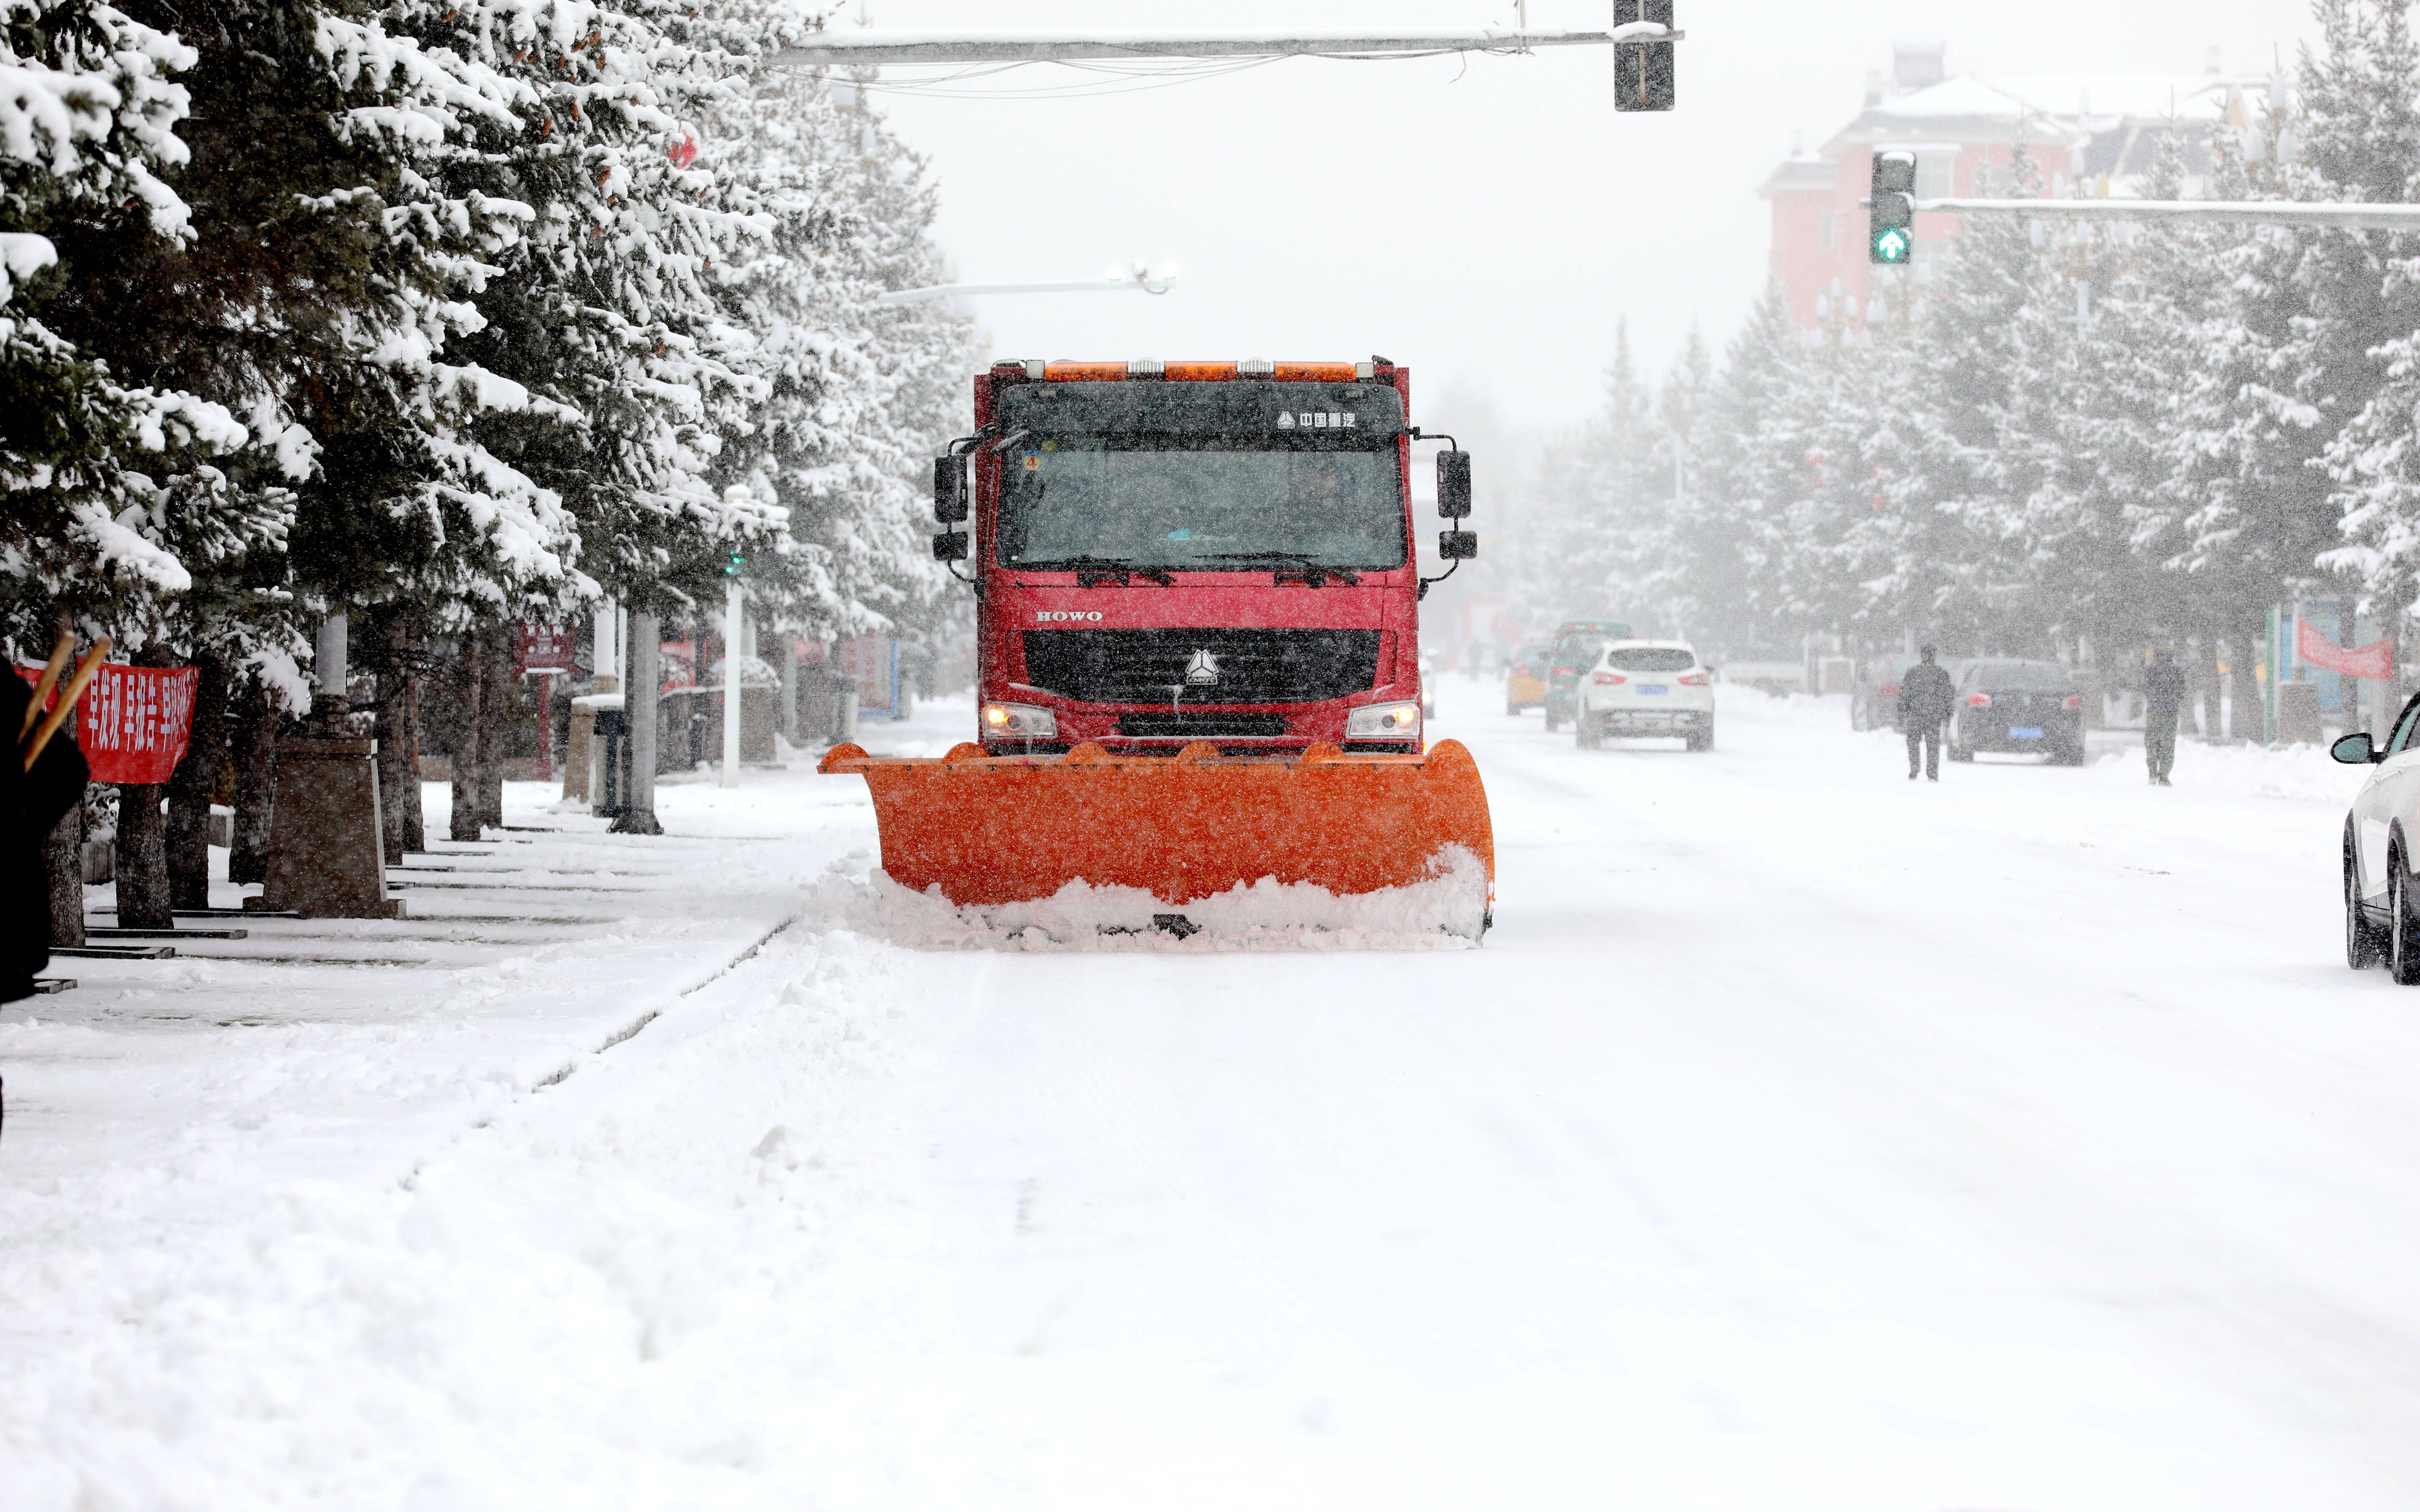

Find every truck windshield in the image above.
[997,436,1405,571]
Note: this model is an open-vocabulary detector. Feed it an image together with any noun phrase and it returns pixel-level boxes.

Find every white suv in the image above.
[1576,640,1715,752]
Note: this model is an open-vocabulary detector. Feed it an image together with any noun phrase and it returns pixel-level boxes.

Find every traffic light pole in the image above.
[771,23,1684,68]
[1916,198,2420,231]
[877,266,1177,307]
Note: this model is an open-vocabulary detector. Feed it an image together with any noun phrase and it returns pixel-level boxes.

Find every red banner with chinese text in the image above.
[14,662,199,783]
[2297,618,2396,681]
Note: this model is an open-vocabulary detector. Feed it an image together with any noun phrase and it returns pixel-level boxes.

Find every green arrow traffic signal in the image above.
[1869,150,1916,266]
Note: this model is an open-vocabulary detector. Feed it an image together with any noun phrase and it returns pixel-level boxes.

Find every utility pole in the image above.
[722,580,743,788]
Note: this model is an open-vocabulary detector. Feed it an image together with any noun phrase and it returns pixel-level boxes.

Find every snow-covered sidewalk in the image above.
[0,710,965,1508]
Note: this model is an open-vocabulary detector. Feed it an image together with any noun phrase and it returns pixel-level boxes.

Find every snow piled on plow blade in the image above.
[807,845,1489,949]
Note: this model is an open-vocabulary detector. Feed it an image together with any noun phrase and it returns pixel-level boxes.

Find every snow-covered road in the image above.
[10,686,2420,1510]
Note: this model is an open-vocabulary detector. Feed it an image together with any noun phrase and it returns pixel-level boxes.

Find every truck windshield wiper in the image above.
[1024,555,1174,586]
[1201,552,1362,586]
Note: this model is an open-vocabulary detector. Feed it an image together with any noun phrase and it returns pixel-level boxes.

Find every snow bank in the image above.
[805,845,1489,950]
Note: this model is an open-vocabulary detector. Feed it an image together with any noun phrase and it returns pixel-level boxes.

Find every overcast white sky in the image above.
[858,0,2322,428]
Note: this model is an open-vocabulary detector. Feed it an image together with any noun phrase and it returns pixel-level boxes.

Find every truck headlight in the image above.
[1346,701,1421,739]
[982,702,1057,738]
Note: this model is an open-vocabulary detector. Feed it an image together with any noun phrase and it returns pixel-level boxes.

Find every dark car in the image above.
[1542,618,1631,732]
[1946,659,2086,765]
[1851,655,1920,731]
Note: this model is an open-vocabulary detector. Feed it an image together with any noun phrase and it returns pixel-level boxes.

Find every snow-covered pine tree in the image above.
[696,58,977,650]
[2318,0,2420,632]
[1861,146,2048,650]
[1684,281,1802,652]
[0,0,266,648]
[1540,321,1663,623]
[2202,0,2420,657]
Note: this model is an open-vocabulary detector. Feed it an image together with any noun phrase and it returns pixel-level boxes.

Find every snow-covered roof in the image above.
[1855,72,2248,136]
[1758,153,1838,198]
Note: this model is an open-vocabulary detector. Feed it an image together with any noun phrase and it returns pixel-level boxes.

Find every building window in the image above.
[1818,211,1836,248]
[1916,152,1955,201]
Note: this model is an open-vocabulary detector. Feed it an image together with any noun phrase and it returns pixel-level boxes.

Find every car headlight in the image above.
[1346,701,1421,739]
[982,701,1057,739]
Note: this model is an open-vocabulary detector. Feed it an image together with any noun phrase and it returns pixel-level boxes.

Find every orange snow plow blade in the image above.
[819,739,1494,909]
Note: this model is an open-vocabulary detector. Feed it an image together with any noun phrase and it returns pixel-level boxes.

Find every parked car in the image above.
[2335,696,2420,978]
[1575,640,1715,752]
[1542,618,1631,732]
[1505,642,1551,715]
[1945,659,2086,765]
[1851,656,1921,731]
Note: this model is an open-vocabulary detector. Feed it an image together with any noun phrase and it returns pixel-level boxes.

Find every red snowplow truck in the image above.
[821,357,1494,933]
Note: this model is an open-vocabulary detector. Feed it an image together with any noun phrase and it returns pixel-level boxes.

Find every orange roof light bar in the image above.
[1272,361,1362,381]
[1082,360,1376,383]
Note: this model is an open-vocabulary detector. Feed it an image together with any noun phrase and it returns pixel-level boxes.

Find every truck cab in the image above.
[934,358,1475,759]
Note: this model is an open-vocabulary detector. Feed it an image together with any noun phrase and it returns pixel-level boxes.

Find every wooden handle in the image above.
[22,638,111,774]
[18,634,73,742]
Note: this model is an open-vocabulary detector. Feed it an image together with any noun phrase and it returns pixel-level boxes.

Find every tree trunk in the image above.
[478,625,512,828]
[228,682,279,884]
[375,617,424,862]
[166,651,228,909]
[112,648,176,929]
[113,784,170,928]
[44,802,84,950]
[449,629,486,841]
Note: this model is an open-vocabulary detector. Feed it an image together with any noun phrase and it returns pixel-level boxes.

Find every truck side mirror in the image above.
[933,454,968,524]
[1437,449,1472,518]
[932,530,968,562]
[1439,530,1478,561]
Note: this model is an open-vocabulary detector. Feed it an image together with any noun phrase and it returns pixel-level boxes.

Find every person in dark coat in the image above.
[2143,648,2189,786]
[3,670,90,1002]
[1896,645,1957,781]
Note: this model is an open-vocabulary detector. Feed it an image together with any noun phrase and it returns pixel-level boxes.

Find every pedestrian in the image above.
[2144,648,2188,786]
[4,665,93,1143]
[1896,645,1957,781]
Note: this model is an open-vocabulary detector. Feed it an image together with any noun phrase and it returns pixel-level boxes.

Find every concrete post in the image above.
[313,613,349,726]
[594,598,622,694]
[613,611,662,835]
[722,580,742,788]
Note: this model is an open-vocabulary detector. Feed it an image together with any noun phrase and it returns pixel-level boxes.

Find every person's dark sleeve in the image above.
[1,674,86,1002]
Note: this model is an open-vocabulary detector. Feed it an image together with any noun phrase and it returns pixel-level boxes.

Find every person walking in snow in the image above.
[1896,645,1956,782]
[2143,648,2188,786]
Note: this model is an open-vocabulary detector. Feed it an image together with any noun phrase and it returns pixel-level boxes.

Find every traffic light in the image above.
[1612,0,1674,112]
[724,547,745,577]
[1870,150,1916,265]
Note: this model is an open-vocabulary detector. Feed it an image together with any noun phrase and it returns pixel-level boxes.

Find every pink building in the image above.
[1761,43,2259,330]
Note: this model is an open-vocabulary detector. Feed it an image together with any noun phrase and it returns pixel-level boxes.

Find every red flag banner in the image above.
[2297,618,2396,681]
[15,661,199,783]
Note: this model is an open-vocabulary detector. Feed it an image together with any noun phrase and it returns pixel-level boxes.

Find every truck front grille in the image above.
[1115,714,1289,739]
[1022,629,1380,705]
